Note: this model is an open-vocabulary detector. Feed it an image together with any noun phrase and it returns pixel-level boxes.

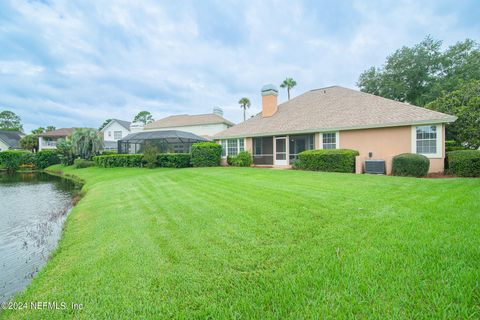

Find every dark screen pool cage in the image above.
[118,130,209,154]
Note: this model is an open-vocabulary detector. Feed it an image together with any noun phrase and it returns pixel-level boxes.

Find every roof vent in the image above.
[213,107,223,116]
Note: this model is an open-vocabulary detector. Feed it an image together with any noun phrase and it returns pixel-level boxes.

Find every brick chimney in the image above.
[261,84,278,117]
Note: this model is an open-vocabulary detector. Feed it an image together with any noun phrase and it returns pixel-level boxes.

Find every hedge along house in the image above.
[214,85,457,174]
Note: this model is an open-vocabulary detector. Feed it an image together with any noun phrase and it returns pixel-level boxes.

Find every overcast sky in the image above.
[1,0,479,132]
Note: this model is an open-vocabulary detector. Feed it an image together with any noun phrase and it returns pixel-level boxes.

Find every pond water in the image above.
[0,172,77,303]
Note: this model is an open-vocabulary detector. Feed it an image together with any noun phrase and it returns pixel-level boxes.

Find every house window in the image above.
[221,138,245,157]
[108,131,111,137]
[415,125,437,154]
[114,131,122,140]
[322,132,337,149]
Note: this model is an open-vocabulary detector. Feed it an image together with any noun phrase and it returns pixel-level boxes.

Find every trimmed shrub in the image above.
[35,150,60,169]
[0,150,31,172]
[447,150,480,177]
[93,153,192,168]
[101,150,117,155]
[227,151,253,167]
[445,140,468,152]
[93,154,144,168]
[392,153,430,177]
[298,149,359,173]
[144,145,158,169]
[73,158,95,169]
[157,153,191,168]
[191,142,222,167]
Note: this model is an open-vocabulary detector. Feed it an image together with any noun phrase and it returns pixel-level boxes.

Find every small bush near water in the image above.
[227,151,253,167]
[0,150,31,172]
[35,150,61,169]
[392,153,430,177]
[73,159,95,169]
[297,149,359,173]
[191,142,222,167]
[447,150,480,177]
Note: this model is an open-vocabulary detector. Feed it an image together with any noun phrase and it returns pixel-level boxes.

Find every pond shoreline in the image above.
[0,168,84,305]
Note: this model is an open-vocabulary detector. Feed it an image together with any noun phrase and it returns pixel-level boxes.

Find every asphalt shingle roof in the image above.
[144,113,234,130]
[0,130,23,148]
[214,86,456,139]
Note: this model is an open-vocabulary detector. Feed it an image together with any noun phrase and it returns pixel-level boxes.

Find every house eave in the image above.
[214,117,457,140]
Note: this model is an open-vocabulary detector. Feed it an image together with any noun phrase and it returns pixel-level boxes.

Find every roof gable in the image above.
[214,86,456,138]
[102,119,131,132]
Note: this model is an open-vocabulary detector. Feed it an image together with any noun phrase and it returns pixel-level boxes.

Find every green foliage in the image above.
[71,128,103,160]
[227,151,253,167]
[144,145,158,169]
[45,126,56,132]
[19,134,39,152]
[238,97,251,121]
[392,153,430,177]
[280,77,297,100]
[445,140,468,152]
[93,153,191,168]
[191,142,222,167]
[35,150,60,169]
[94,154,144,168]
[0,110,23,131]
[0,150,30,172]
[157,153,191,168]
[298,149,359,173]
[56,138,75,166]
[447,150,480,177]
[101,150,117,155]
[427,80,480,149]
[31,127,45,134]
[98,119,112,131]
[358,37,480,107]
[133,111,154,124]
[73,159,95,169]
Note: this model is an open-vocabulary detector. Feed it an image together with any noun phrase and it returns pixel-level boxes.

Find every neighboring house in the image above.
[214,85,457,174]
[0,130,24,151]
[100,119,131,150]
[142,108,234,139]
[38,128,74,151]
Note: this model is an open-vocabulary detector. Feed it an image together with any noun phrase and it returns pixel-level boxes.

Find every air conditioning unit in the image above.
[364,160,386,174]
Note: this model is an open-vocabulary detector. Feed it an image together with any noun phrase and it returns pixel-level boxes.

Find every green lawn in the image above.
[2,166,480,319]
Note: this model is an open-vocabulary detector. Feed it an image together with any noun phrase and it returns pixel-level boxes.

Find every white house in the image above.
[101,119,131,150]
[142,108,234,139]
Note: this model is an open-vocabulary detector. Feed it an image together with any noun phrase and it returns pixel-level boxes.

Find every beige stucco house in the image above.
[38,128,73,151]
[214,85,457,174]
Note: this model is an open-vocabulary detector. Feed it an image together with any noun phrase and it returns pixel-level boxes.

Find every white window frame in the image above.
[221,138,246,158]
[411,124,442,158]
[113,131,122,140]
[320,132,339,149]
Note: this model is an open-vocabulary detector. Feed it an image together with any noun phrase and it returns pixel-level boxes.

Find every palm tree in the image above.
[280,77,297,100]
[238,97,251,122]
[71,128,103,160]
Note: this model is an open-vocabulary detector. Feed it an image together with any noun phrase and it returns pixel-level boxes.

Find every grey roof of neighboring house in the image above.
[214,86,457,139]
[0,130,23,148]
[103,119,131,131]
[144,113,234,130]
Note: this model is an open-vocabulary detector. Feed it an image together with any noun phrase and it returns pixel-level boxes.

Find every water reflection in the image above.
[0,172,77,303]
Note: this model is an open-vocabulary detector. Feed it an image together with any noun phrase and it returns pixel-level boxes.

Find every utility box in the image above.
[364,160,386,174]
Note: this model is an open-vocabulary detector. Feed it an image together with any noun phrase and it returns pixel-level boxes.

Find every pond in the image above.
[0,172,77,303]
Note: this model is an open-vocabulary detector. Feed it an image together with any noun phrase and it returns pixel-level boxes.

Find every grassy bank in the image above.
[2,166,480,319]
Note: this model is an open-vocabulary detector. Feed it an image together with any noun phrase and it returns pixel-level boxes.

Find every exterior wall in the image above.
[245,137,253,153]
[0,139,9,151]
[103,121,130,142]
[38,136,60,151]
[261,95,278,117]
[340,125,445,174]
[143,123,229,138]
